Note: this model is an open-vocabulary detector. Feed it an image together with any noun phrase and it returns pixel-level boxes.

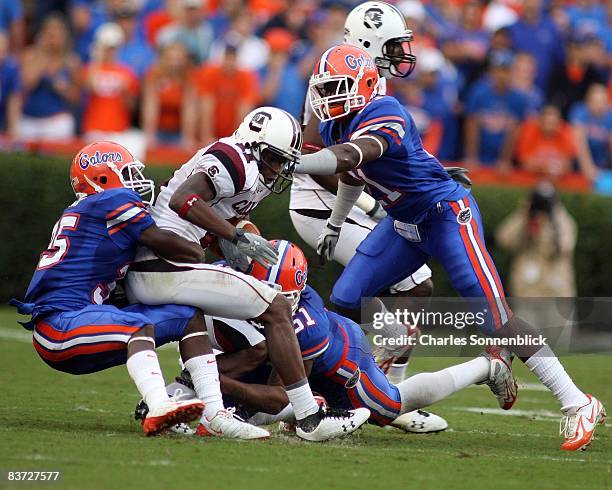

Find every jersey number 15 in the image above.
[37,214,80,270]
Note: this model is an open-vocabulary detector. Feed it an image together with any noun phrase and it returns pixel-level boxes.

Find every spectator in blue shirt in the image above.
[259,28,305,120]
[570,84,612,180]
[507,0,564,92]
[0,0,23,51]
[18,14,81,141]
[511,52,544,116]
[114,4,157,78]
[0,30,21,140]
[464,50,528,169]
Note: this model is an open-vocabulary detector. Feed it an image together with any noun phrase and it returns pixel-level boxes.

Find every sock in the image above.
[127,350,168,410]
[248,404,295,425]
[397,357,489,412]
[184,355,224,419]
[387,362,409,385]
[286,379,319,420]
[524,345,588,410]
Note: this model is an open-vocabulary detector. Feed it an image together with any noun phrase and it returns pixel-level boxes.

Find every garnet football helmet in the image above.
[309,44,380,121]
[70,141,155,205]
[250,240,308,313]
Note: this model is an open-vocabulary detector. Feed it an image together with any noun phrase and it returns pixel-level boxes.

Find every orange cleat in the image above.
[142,399,204,436]
[560,394,606,451]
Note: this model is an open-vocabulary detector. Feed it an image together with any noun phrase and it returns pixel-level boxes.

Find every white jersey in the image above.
[291,78,387,211]
[152,136,271,244]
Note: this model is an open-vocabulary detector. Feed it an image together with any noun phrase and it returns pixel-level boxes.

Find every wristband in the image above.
[231,228,247,245]
[178,194,202,219]
[366,201,383,218]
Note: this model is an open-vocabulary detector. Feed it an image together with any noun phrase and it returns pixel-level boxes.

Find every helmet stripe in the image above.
[266,240,290,284]
[319,46,335,75]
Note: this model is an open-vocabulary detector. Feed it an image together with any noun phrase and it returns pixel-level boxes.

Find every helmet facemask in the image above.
[377,35,417,78]
[253,143,298,195]
[260,280,302,314]
[118,161,156,206]
[309,72,366,121]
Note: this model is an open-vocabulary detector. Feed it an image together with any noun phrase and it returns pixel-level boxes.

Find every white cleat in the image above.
[142,398,204,436]
[560,394,606,451]
[295,406,370,442]
[196,408,270,440]
[170,422,196,435]
[390,410,449,433]
[481,346,518,410]
[373,325,420,374]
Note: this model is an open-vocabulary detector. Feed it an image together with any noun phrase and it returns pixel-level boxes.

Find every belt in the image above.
[290,208,332,219]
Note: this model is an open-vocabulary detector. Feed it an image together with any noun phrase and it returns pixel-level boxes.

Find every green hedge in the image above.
[2,152,611,304]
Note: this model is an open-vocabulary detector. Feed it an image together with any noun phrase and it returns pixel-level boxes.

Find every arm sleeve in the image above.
[349,99,407,153]
[197,141,247,197]
[103,189,156,249]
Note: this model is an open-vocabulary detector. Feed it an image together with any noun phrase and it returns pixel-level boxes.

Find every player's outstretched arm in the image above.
[295,135,388,175]
[317,173,366,264]
[139,224,206,263]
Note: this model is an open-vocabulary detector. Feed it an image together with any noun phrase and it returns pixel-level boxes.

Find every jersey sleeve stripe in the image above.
[355,116,405,130]
[106,207,145,229]
[206,142,246,192]
[351,122,405,144]
[107,210,147,235]
[105,201,145,220]
[301,337,330,359]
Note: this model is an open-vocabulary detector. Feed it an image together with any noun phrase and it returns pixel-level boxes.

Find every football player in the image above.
[10,141,221,436]
[295,44,606,450]
[173,241,514,432]
[291,2,463,383]
[124,106,370,441]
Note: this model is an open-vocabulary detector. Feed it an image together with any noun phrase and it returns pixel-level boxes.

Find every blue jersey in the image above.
[319,95,467,223]
[293,285,368,378]
[21,188,155,319]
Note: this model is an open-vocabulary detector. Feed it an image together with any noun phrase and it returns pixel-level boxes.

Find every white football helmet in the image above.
[234,107,302,194]
[344,1,416,78]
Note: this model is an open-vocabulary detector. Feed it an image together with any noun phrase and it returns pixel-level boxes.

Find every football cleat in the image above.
[560,394,606,451]
[142,398,204,436]
[373,325,420,374]
[170,422,196,436]
[196,408,270,440]
[279,395,328,434]
[390,409,449,433]
[295,406,370,442]
[481,346,518,410]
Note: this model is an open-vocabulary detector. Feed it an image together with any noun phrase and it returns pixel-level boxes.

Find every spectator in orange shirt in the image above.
[193,43,258,144]
[516,105,577,178]
[141,41,196,148]
[81,23,143,157]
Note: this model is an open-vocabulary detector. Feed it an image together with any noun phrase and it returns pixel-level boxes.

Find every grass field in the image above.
[0,307,610,490]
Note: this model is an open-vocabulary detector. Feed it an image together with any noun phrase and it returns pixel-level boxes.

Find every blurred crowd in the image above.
[0,0,610,185]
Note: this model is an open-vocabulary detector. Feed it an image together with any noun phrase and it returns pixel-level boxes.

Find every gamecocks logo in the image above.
[364,7,384,29]
[249,111,272,132]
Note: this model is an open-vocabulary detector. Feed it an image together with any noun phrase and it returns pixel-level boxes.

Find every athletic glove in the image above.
[218,238,252,272]
[446,166,472,188]
[233,230,278,268]
[316,221,341,265]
